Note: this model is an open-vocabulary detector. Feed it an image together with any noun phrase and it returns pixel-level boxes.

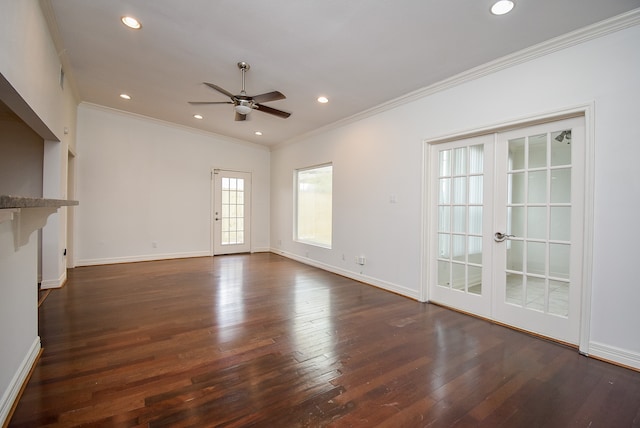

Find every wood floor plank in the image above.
[8,253,640,427]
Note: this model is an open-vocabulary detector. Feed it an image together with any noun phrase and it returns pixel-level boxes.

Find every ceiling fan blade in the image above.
[235,112,247,121]
[255,103,291,119]
[188,101,233,105]
[203,82,236,99]
[251,91,286,104]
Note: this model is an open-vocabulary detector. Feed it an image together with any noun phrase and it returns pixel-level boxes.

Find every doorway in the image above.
[66,149,76,268]
[426,116,587,345]
[212,169,252,255]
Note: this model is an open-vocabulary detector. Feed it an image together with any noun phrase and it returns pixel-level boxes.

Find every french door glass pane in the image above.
[509,138,526,170]
[438,261,450,287]
[468,206,482,235]
[453,147,467,175]
[438,233,450,258]
[549,280,570,317]
[549,243,570,279]
[452,206,466,233]
[528,171,547,203]
[506,273,524,306]
[469,144,484,174]
[527,241,546,276]
[468,236,482,264]
[439,178,451,204]
[452,263,465,290]
[509,173,525,204]
[438,206,450,232]
[507,206,525,237]
[452,177,466,204]
[526,276,546,311]
[551,168,571,203]
[506,240,524,271]
[527,207,547,239]
[528,134,547,168]
[439,150,451,176]
[550,207,571,241]
[469,176,483,204]
[551,130,572,166]
[452,235,465,262]
[468,265,482,295]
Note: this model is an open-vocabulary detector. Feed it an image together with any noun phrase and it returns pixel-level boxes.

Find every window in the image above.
[295,164,333,248]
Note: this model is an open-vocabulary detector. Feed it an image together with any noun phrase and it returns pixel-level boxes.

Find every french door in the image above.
[428,134,495,318]
[213,169,252,255]
[428,116,585,344]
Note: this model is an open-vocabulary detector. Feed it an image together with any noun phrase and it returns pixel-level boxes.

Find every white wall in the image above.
[0,111,43,197]
[271,22,640,368]
[0,0,78,424]
[75,104,271,265]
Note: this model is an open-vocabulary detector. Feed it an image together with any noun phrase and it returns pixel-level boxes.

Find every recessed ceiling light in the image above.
[119,93,131,100]
[121,16,142,29]
[317,96,329,104]
[491,0,514,15]
[193,114,203,120]
[255,131,263,136]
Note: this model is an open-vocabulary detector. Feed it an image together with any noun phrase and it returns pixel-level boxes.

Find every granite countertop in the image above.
[0,195,79,209]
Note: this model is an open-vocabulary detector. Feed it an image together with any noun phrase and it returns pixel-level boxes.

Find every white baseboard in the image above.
[76,250,211,266]
[0,337,41,426]
[40,269,67,289]
[588,341,640,371]
[272,249,420,300]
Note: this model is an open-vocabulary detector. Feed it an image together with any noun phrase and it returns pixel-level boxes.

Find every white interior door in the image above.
[493,117,584,344]
[428,116,585,345]
[213,169,251,255]
[428,134,494,318]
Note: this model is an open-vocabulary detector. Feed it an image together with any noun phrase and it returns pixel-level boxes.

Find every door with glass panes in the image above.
[493,117,584,343]
[429,116,585,344]
[429,134,494,318]
[213,169,251,255]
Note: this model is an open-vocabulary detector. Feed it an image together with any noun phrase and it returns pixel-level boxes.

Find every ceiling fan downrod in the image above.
[238,61,250,95]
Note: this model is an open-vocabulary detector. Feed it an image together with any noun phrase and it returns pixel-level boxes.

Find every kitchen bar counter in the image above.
[0,195,78,209]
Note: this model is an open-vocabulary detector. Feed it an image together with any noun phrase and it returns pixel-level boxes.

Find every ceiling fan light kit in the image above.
[189,61,291,121]
[234,101,253,115]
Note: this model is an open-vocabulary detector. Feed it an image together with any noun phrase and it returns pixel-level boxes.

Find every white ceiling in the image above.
[43,0,639,147]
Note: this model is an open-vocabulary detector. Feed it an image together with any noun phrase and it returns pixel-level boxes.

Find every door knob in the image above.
[494,232,515,242]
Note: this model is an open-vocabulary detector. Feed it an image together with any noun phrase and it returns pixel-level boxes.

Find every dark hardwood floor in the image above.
[9,253,640,427]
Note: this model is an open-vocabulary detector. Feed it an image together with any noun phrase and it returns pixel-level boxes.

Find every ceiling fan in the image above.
[189,61,291,121]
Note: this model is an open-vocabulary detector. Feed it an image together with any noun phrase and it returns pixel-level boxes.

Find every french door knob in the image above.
[494,232,515,242]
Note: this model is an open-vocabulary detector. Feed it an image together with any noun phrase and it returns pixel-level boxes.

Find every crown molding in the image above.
[276,8,640,151]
